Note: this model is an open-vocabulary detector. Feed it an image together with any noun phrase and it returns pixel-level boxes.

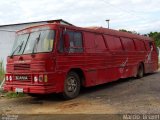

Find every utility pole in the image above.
[106,19,110,29]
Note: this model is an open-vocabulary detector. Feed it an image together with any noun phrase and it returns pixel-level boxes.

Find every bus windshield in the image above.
[10,30,55,56]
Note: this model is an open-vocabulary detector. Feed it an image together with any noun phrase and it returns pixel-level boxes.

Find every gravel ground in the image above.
[0,70,160,119]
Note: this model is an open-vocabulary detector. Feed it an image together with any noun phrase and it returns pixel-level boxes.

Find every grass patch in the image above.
[0,89,5,93]
[5,92,26,98]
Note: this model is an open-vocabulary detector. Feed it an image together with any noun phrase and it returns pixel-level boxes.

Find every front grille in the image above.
[14,64,30,70]
[7,61,45,72]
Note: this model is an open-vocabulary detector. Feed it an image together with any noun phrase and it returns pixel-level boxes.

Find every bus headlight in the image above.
[5,75,12,82]
[34,75,38,83]
[6,76,9,81]
[9,76,12,81]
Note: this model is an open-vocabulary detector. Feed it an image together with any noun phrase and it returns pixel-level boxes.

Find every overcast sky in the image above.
[0,0,160,34]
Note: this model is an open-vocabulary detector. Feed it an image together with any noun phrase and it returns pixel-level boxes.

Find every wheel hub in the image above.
[67,77,77,92]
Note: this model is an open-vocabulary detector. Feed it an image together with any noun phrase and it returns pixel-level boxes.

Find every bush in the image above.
[0,59,5,80]
[5,92,25,98]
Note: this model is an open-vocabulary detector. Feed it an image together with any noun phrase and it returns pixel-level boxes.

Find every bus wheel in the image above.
[137,64,144,78]
[63,72,80,100]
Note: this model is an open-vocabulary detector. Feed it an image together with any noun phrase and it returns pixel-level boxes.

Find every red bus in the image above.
[4,20,159,99]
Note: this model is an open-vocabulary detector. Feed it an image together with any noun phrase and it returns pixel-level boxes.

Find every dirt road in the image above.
[0,71,160,117]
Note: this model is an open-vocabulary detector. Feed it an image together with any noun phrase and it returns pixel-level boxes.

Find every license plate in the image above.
[15,76,28,80]
[15,88,23,93]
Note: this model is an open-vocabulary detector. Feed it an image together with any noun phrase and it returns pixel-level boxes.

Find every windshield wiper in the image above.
[32,33,41,54]
[10,41,24,57]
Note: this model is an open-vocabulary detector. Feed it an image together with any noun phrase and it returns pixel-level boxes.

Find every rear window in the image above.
[104,35,123,51]
[121,37,135,51]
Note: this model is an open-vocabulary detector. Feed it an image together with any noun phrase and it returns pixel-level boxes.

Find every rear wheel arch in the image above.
[137,62,145,78]
[67,68,86,86]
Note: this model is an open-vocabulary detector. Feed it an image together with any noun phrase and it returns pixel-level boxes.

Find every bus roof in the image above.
[17,23,152,41]
[84,26,152,41]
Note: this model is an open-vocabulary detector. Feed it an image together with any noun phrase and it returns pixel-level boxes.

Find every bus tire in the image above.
[62,72,80,100]
[137,63,144,78]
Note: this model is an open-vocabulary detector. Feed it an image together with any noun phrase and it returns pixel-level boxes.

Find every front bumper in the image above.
[3,84,56,94]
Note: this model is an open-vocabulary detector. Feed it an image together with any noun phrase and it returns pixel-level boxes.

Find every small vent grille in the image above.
[14,64,30,70]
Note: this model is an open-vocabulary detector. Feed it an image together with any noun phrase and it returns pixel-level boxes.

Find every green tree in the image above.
[148,32,160,47]
[119,29,139,35]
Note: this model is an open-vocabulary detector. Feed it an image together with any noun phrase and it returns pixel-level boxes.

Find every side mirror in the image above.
[63,34,70,49]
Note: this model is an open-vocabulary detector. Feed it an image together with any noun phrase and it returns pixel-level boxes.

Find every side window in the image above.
[121,37,135,51]
[84,32,106,53]
[104,35,123,51]
[58,31,64,53]
[84,32,96,53]
[144,41,154,51]
[74,32,83,48]
[149,42,156,51]
[94,34,106,52]
[58,30,83,53]
[68,31,83,53]
[67,31,74,51]
[134,39,146,51]
[144,41,150,51]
